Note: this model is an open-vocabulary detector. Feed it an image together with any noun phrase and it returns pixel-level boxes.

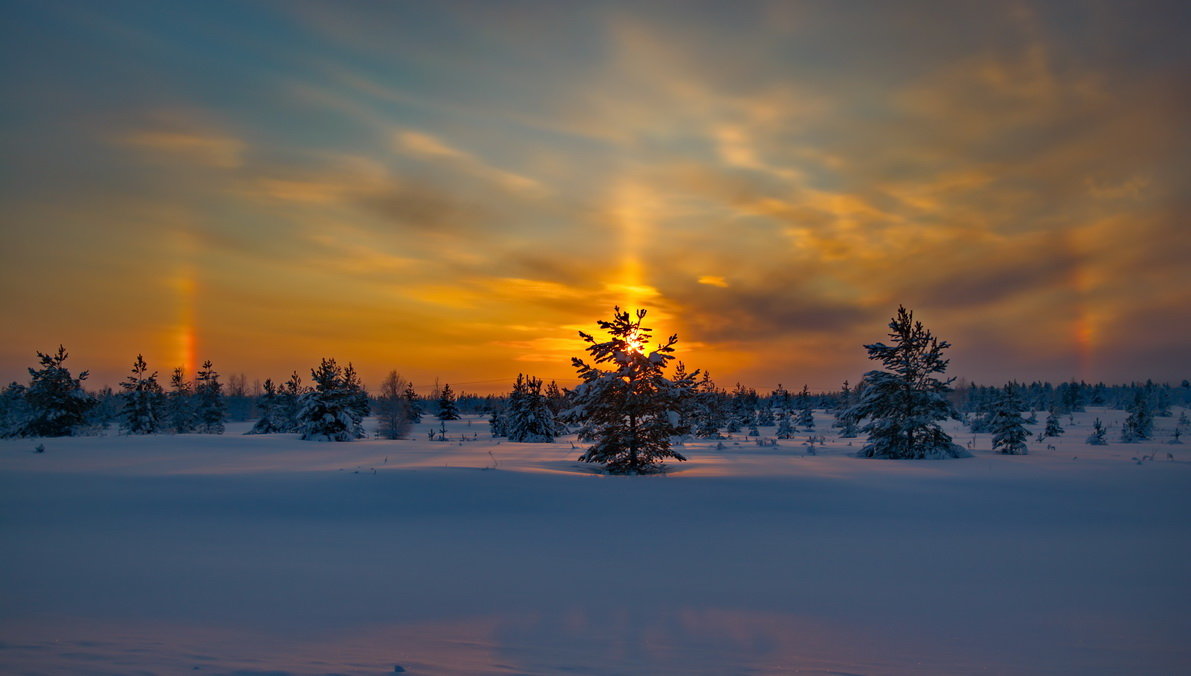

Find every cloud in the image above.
[119,129,244,169]
[393,128,545,195]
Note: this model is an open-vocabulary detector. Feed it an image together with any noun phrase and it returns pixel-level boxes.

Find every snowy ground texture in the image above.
[2,408,1190,675]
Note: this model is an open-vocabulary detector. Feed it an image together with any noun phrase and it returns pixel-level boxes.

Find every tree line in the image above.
[3,307,1188,473]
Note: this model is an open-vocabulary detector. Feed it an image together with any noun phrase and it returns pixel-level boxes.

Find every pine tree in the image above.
[19,346,96,437]
[566,307,697,474]
[436,383,461,421]
[167,367,196,433]
[794,384,815,430]
[403,382,423,423]
[1,382,31,438]
[775,413,794,439]
[693,371,724,439]
[247,378,286,434]
[488,407,508,437]
[376,370,410,440]
[990,383,1029,455]
[193,360,226,434]
[832,379,860,438]
[343,363,371,429]
[1086,417,1108,445]
[298,358,365,442]
[1120,391,1153,442]
[505,374,556,442]
[1042,408,1064,438]
[277,371,305,432]
[849,306,967,459]
[120,354,164,434]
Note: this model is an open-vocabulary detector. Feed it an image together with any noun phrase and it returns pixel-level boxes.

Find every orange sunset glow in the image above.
[1,1,1188,392]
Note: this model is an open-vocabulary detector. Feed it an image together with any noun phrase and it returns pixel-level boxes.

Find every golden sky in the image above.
[1,1,1188,393]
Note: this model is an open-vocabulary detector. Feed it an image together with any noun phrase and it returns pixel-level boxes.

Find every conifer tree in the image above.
[1042,408,1064,438]
[849,306,967,459]
[247,378,286,434]
[775,413,795,439]
[277,371,305,432]
[436,383,461,421]
[505,374,556,442]
[403,382,423,423]
[120,354,164,435]
[167,367,196,433]
[298,358,365,441]
[375,370,410,440]
[832,379,860,438]
[794,384,815,430]
[1120,391,1154,442]
[566,307,698,473]
[1086,417,1108,445]
[343,363,371,429]
[693,371,724,438]
[19,346,96,437]
[990,383,1029,455]
[193,360,226,434]
[488,407,508,437]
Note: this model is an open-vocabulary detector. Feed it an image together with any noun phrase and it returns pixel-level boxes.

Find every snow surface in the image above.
[2,408,1189,675]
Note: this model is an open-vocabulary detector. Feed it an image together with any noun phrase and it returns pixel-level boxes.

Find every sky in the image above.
[2,0,1189,394]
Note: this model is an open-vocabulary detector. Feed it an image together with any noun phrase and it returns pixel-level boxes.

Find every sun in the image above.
[625,328,650,354]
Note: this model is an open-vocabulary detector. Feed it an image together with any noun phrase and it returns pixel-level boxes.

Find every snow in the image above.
[2,408,1190,674]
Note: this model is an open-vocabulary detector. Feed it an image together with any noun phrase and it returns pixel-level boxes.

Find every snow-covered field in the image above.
[2,408,1189,675]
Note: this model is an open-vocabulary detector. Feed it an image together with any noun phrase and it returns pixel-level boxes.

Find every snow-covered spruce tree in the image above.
[670,362,700,436]
[277,371,305,432]
[488,406,508,437]
[505,374,556,442]
[247,378,286,434]
[436,383,461,421]
[1042,408,1064,438]
[832,379,860,438]
[794,384,815,430]
[343,363,371,429]
[120,354,164,435]
[849,306,968,459]
[0,382,31,438]
[19,346,96,438]
[297,358,365,442]
[193,360,225,434]
[403,382,423,423]
[166,367,196,433]
[566,307,698,474]
[1120,391,1153,442]
[376,370,411,440]
[990,383,1029,455]
[1087,417,1108,445]
[693,371,725,438]
[775,413,794,439]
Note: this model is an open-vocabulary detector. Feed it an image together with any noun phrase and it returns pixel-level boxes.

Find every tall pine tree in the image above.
[436,383,461,421]
[990,383,1029,455]
[193,360,226,434]
[120,354,164,435]
[848,306,967,459]
[566,307,697,474]
[167,367,196,433]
